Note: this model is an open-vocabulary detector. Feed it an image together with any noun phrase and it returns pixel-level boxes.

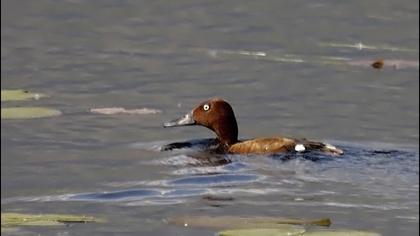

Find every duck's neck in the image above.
[214,119,238,146]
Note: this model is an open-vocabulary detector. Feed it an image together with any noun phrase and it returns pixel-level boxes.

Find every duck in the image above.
[163,98,343,155]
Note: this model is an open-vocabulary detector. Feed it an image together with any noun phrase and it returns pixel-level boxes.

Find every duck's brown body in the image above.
[163,98,343,156]
[228,137,295,154]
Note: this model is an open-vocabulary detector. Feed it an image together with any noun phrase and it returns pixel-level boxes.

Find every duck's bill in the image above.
[163,111,196,127]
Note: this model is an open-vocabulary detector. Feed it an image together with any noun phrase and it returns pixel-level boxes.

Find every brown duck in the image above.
[163,98,343,155]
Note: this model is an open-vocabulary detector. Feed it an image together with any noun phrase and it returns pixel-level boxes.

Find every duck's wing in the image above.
[228,137,296,154]
[229,137,343,155]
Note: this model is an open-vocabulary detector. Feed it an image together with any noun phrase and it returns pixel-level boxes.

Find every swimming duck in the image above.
[163,98,343,155]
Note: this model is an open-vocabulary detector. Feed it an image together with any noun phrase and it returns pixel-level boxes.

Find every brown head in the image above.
[163,98,239,146]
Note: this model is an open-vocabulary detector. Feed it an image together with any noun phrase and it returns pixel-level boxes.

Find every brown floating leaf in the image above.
[218,227,305,236]
[218,228,382,236]
[303,230,382,236]
[371,59,384,69]
[348,59,419,69]
[90,107,162,115]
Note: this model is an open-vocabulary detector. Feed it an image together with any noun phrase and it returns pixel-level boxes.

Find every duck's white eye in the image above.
[203,104,210,111]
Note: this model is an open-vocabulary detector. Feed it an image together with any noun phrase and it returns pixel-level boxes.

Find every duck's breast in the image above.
[228,137,296,154]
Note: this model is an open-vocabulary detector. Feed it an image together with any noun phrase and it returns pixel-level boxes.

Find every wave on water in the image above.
[2,140,418,216]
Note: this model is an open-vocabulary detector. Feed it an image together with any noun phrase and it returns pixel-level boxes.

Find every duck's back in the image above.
[228,137,343,155]
[228,137,296,154]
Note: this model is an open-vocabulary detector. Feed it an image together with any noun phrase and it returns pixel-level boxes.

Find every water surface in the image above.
[1,0,419,235]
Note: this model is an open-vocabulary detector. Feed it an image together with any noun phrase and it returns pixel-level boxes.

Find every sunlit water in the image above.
[2,0,419,235]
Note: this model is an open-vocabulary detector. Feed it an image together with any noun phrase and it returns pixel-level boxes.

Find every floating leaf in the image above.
[218,228,382,236]
[348,59,419,69]
[1,213,102,228]
[371,59,384,69]
[304,230,382,236]
[167,215,330,229]
[1,90,46,101]
[218,228,305,236]
[90,107,162,115]
[1,107,62,119]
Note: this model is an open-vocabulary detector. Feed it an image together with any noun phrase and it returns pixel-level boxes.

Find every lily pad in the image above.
[304,230,381,236]
[1,213,102,228]
[1,90,46,101]
[167,215,330,229]
[218,228,382,236]
[218,227,305,236]
[1,107,62,119]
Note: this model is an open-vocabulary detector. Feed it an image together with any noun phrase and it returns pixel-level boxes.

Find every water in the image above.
[1,0,419,235]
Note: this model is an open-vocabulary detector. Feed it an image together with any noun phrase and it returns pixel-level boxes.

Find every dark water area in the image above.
[1,0,419,235]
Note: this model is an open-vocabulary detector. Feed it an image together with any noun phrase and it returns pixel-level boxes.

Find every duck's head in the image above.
[163,98,238,146]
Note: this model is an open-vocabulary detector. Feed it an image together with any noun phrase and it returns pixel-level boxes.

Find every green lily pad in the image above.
[1,107,62,119]
[1,213,102,228]
[218,227,305,236]
[168,215,330,229]
[304,230,381,236]
[1,90,46,101]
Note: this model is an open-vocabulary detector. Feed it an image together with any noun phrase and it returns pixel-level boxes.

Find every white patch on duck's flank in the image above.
[325,143,340,152]
[325,143,336,150]
[295,144,305,152]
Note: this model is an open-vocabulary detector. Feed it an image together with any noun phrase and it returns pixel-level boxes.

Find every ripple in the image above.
[69,189,162,201]
[171,161,249,175]
[150,154,202,166]
[2,141,418,224]
[169,174,262,186]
